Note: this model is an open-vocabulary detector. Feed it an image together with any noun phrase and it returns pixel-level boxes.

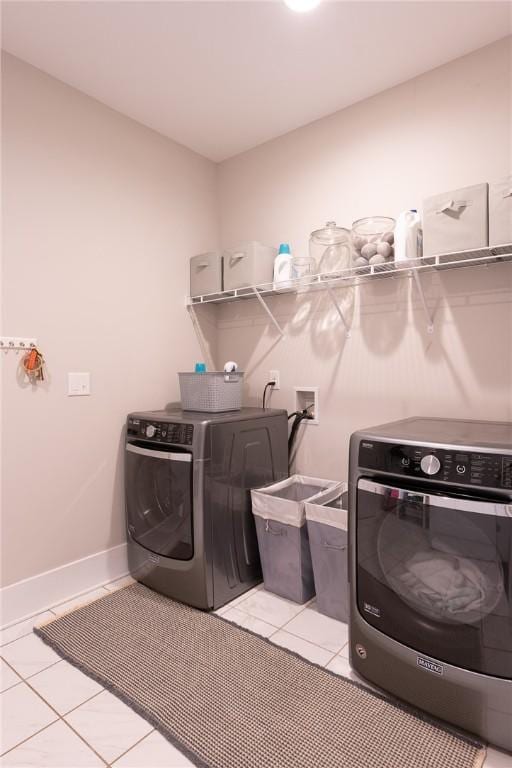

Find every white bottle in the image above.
[273,243,293,290]
[394,210,421,265]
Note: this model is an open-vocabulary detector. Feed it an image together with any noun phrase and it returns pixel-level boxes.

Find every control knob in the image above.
[145,424,156,438]
[420,454,441,476]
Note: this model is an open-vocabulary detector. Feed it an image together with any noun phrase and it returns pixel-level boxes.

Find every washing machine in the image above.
[349,417,512,752]
[125,407,288,610]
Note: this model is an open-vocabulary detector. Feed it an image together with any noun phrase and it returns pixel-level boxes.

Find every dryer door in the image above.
[125,443,193,560]
[356,478,512,678]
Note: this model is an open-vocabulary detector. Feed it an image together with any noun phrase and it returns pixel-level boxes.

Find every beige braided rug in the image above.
[35,583,485,768]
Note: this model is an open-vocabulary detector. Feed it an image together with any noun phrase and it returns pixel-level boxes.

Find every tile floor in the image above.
[1,577,510,767]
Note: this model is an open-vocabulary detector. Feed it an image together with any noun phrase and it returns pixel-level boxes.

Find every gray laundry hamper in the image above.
[251,475,340,604]
[305,484,349,622]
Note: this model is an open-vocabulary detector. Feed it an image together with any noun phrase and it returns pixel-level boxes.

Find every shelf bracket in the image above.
[252,288,285,337]
[411,271,434,334]
[326,285,351,338]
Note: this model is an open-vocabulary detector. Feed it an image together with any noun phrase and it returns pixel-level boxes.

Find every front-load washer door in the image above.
[356,478,512,679]
[125,443,193,560]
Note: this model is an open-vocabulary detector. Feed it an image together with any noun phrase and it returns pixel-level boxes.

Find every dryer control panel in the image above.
[127,417,194,445]
[358,440,512,490]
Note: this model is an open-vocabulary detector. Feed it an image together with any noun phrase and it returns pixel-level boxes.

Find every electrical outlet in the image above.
[269,370,280,390]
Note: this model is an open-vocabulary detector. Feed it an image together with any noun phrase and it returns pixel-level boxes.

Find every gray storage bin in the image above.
[305,485,349,622]
[422,182,488,259]
[178,371,243,412]
[489,176,512,247]
[251,475,340,604]
[190,252,223,297]
[223,241,277,291]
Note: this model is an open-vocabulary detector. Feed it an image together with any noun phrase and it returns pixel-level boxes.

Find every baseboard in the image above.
[1,542,129,628]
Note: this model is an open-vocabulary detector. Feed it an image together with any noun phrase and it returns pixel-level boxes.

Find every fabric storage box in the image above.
[489,176,512,246]
[178,371,243,412]
[251,475,340,604]
[223,241,277,291]
[190,252,223,297]
[305,485,349,622]
[422,183,488,259]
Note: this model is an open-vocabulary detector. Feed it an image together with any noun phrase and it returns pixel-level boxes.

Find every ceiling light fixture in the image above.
[283,0,322,12]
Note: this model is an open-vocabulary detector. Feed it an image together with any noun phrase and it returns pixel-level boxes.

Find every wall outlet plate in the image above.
[269,369,280,390]
[294,386,319,425]
[68,372,91,396]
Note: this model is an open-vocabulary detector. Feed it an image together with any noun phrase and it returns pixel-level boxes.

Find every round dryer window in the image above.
[377,508,504,626]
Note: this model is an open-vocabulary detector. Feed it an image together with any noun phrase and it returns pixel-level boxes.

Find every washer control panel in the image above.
[127,417,194,445]
[358,440,512,490]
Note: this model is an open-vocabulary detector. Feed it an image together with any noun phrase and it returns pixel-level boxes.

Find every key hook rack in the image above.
[0,337,38,352]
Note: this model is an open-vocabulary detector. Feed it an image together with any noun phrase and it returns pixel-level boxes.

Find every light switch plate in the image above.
[68,372,91,396]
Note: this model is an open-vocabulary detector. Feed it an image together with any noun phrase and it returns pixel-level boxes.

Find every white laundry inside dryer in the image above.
[377,510,504,625]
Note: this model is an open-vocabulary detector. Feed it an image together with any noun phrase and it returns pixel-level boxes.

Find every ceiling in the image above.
[2,1,511,161]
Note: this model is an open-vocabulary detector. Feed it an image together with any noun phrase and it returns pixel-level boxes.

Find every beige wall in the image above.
[2,37,511,591]
[1,54,219,587]
[216,37,512,479]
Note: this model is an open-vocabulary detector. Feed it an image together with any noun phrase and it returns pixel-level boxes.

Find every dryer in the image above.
[125,407,288,610]
[349,417,512,752]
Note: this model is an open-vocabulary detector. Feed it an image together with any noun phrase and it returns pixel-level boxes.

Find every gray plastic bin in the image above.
[251,475,340,604]
[178,371,243,412]
[305,484,349,622]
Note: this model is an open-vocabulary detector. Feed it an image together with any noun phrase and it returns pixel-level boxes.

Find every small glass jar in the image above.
[292,255,316,283]
[309,221,352,276]
[291,255,316,293]
[351,216,395,267]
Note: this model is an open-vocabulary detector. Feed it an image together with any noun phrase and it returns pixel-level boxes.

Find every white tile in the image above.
[51,588,109,617]
[65,689,153,764]
[1,613,54,648]
[235,589,304,628]
[1,683,57,754]
[224,583,264,609]
[0,659,22,693]
[484,746,512,768]
[325,653,353,678]
[214,585,264,616]
[114,730,193,767]
[271,630,334,666]
[283,607,348,653]
[1,633,61,679]
[221,607,276,638]
[339,642,350,658]
[29,659,103,714]
[1,719,104,767]
[103,576,135,593]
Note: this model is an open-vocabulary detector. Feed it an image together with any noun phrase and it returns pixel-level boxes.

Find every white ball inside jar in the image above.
[376,242,393,259]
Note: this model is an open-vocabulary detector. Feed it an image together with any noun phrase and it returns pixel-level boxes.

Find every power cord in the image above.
[262,379,276,409]
[260,380,314,469]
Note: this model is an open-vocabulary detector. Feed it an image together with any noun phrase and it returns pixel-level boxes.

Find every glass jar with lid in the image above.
[351,216,395,267]
[309,221,352,276]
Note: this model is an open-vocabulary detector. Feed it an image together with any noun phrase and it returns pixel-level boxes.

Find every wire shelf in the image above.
[187,244,512,306]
